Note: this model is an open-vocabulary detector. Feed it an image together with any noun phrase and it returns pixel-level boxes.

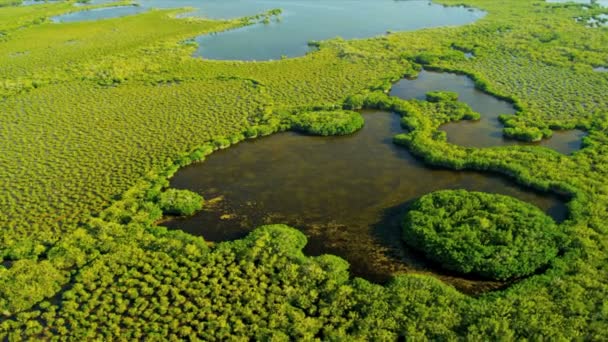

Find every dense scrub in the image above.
[0,0,20,7]
[0,225,469,340]
[1,0,608,339]
[292,110,364,136]
[403,190,563,280]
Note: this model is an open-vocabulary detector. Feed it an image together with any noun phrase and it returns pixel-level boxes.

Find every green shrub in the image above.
[157,189,204,216]
[503,126,544,142]
[426,91,459,103]
[414,53,439,65]
[403,190,565,280]
[343,94,365,110]
[292,110,364,136]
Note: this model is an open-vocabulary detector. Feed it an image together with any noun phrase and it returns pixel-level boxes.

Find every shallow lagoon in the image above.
[164,110,570,293]
[163,70,585,292]
[52,0,484,60]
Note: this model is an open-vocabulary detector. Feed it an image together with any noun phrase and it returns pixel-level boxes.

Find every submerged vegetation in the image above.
[403,190,563,280]
[1,0,608,339]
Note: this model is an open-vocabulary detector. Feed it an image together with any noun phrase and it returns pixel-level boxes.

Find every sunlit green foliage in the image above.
[158,189,203,216]
[403,190,563,280]
[292,110,364,136]
[0,225,472,340]
[1,0,608,339]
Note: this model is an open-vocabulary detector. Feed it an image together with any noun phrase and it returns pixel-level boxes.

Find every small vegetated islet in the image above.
[403,190,564,280]
[157,189,204,216]
[292,110,364,136]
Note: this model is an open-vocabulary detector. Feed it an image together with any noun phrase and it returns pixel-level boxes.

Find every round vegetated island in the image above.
[403,190,566,281]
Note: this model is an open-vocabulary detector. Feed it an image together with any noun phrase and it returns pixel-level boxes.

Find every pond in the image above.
[51,5,146,22]
[390,70,586,153]
[163,109,572,294]
[51,0,484,60]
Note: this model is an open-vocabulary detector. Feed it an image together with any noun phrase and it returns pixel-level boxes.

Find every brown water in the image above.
[390,70,586,153]
[164,108,571,293]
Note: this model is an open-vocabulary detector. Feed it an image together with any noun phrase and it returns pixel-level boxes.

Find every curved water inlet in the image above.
[390,70,587,153]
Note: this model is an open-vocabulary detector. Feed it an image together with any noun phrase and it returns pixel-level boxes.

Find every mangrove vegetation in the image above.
[291,110,365,136]
[1,0,608,339]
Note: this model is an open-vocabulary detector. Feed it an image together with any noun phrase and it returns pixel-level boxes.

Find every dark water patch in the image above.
[390,70,586,154]
[52,5,146,23]
[595,66,608,72]
[163,111,568,293]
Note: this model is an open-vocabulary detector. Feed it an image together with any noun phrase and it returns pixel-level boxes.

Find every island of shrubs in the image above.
[403,190,565,280]
[291,110,364,136]
[157,189,204,216]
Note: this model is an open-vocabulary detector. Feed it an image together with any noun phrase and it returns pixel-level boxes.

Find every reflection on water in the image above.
[390,70,586,153]
[164,111,569,294]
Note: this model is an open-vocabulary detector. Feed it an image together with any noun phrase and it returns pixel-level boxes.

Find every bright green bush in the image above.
[157,189,203,216]
[503,126,545,142]
[292,110,364,136]
[426,91,459,103]
[403,190,564,280]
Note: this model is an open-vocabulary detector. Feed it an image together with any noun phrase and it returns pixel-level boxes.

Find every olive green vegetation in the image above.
[292,110,364,136]
[157,189,204,216]
[0,0,21,7]
[1,0,608,339]
[403,190,563,280]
